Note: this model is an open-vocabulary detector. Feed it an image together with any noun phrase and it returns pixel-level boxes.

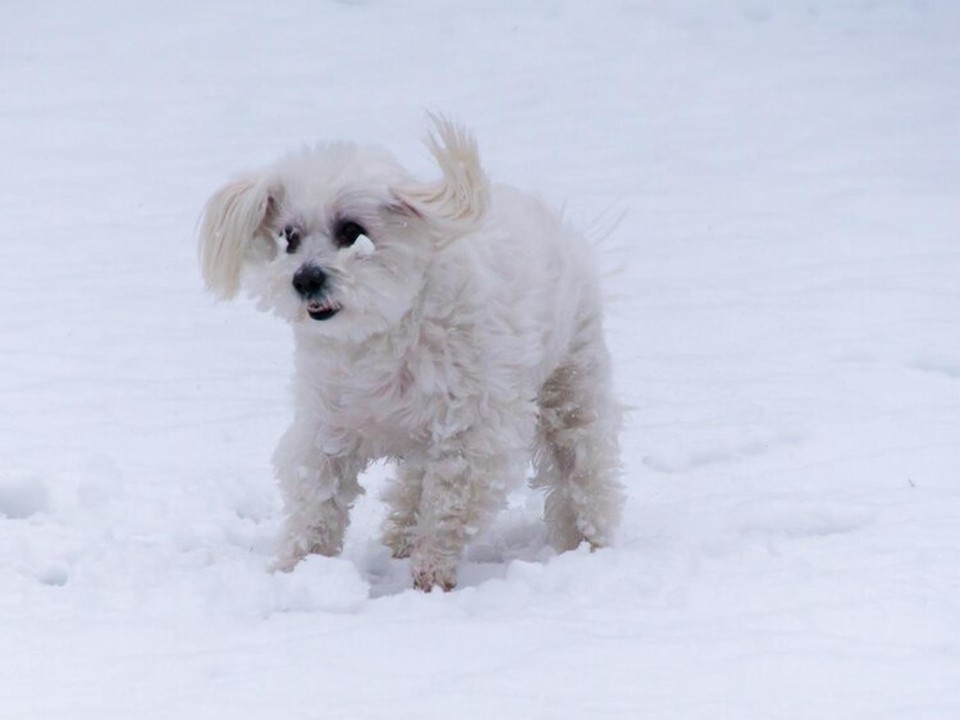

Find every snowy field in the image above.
[2,1,959,717]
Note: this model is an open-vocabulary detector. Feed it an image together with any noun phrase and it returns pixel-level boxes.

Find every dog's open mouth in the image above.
[306,298,341,321]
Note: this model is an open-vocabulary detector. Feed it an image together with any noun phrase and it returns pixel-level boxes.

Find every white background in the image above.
[2,2,958,718]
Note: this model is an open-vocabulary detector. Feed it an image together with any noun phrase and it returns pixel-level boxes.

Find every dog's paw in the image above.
[410,556,458,592]
[412,569,457,593]
[270,552,303,573]
[272,532,339,573]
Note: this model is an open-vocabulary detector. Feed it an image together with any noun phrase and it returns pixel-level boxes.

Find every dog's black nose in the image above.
[292,265,327,298]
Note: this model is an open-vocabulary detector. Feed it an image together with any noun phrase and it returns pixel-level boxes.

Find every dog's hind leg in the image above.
[271,420,364,571]
[533,322,625,552]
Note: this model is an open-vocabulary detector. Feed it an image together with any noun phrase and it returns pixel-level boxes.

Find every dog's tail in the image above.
[396,115,489,242]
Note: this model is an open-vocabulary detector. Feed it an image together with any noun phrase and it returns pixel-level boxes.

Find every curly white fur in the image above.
[198,118,625,591]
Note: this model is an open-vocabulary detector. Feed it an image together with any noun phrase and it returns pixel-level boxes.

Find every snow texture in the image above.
[2,1,959,718]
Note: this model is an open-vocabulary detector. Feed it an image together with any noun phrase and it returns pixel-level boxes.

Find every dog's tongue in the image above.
[306,298,342,320]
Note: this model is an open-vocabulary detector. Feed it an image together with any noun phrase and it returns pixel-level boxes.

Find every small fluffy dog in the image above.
[198,118,624,591]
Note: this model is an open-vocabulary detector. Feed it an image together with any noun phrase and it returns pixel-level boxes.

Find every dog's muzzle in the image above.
[292,265,341,321]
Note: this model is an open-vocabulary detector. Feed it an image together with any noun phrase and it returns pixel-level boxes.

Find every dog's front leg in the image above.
[381,460,425,560]
[271,419,364,571]
[410,438,511,591]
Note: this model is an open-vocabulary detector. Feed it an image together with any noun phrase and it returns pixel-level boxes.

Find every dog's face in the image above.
[244,145,435,341]
[198,118,489,343]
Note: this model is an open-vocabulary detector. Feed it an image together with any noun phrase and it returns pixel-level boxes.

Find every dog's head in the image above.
[198,117,488,341]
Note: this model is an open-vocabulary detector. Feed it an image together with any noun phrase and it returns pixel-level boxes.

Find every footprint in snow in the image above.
[909,356,960,380]
[643,431,803,474]
[730,499,873,540]
[0,476,50,519]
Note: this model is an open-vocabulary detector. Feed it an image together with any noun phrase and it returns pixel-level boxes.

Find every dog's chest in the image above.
[308,349,472,456]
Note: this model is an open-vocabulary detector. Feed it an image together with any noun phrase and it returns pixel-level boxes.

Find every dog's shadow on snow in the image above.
[348,510,554,598]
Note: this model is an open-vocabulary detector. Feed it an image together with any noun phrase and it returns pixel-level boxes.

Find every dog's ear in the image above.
[393,115,489,243]
[197,177,279,299]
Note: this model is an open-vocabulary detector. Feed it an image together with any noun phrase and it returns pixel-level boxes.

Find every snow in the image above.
[2,1,959,718]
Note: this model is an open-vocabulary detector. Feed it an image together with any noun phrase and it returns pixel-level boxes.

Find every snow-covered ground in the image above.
[2,1,959,717]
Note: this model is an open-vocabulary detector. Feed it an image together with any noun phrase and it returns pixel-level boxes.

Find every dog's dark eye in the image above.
[282,226,301,254]
[333,220,368,249]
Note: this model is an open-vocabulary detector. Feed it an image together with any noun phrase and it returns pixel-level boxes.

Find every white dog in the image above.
[198,118,624,591]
